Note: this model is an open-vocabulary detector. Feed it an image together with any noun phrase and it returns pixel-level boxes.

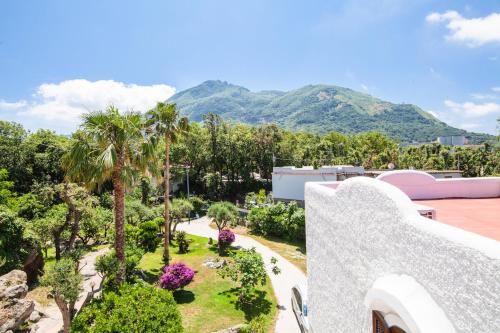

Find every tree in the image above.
[42,258,82,333]
[219,247,279,301]
[207,202,238,254]
[32,204,68,260]
[138,220,160,252]
[170,198,194,240]
[64,106,153,285]
[146,102,189,264]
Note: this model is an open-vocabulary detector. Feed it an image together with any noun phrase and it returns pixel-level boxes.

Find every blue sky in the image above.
[0,0,499,134]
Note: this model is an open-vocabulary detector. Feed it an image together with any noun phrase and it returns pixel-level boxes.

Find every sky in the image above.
[0,0,499,134]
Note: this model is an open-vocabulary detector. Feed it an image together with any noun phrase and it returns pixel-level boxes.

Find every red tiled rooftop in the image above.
[414,198,500,241]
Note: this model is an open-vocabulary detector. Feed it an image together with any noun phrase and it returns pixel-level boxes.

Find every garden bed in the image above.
[138,234,277,333]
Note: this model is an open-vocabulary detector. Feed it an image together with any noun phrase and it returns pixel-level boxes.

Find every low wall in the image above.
[305,177,500,333]
[321,171,500,200]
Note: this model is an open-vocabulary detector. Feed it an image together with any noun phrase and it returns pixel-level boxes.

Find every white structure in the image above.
[272,165,364,204]
[305,172,500,333]
[437,135,467,146]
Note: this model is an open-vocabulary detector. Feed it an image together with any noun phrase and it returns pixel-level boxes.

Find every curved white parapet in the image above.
[365,274,456,333]
[304,176,500,333]
[376,170,500,199]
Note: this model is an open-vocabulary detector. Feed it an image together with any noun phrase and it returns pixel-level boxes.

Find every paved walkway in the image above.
[35,247,110,333]
[178,216,307,333]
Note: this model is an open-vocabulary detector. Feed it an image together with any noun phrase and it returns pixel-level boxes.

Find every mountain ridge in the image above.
[168,80,492,143]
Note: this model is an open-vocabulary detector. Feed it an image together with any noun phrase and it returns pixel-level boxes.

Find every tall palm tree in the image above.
[64,106,153,284]
[146,102,188,264]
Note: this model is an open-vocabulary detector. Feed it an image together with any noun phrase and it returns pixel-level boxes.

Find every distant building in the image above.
[272,166,364,205]
[437,135,467,146]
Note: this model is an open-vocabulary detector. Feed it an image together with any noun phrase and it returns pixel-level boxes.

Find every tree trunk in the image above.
[163,135,171,264]
[112,154,126,285]
[66,210,80,252]
[54,295,71,333]
[54,232,62,261]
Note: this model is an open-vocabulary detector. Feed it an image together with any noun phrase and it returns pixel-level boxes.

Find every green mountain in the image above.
[168,80,492,143]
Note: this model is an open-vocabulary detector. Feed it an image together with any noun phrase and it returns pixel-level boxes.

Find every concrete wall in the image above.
[376,170,500,199]
[321,170,500,200]
[305,177,500,333]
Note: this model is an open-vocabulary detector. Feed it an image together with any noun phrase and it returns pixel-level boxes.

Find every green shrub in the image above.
[246,202,305,241]
[188,196,207,216]
[138,221,160,253]
[95,247,144,288]
[72,284,183,333]
[174,231,190,254]
[240,314,267,333]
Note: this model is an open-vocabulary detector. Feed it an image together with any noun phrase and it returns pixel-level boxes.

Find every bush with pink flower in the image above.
[159,262,194,291]
[218,229,235,249]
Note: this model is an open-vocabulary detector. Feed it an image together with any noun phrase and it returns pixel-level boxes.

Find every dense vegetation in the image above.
[0,105,498,332]
[169,80,494,143]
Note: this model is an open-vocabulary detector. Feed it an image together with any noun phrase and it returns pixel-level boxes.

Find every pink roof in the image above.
[414,198,500,241]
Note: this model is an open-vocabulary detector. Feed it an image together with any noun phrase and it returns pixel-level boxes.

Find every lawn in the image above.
[139,234,278,333]
[210,223,307,273]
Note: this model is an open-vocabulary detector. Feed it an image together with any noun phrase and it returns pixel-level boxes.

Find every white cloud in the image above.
[492,86,500,93]
[470,93,497,100]
[0,100,27,110]
[10,79,176,132]
[426,10,500,47]
[444,99,500,117]
[360,84,369,92]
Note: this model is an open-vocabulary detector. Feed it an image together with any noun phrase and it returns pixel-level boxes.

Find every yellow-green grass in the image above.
[211,224,307,273]
[139,235,278,333]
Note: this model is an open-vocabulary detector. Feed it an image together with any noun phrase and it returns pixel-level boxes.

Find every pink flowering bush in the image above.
[159,262,194,291]
[218,229,235,248]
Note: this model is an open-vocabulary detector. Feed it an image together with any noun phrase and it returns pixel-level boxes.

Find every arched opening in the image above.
[365,275,456,333]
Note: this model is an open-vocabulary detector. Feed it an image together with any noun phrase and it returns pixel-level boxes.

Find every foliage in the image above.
[174,231,190,253]
[188,195,207,216]
[42,257,82,333]
[137,220,160,253]
[218,229,235,249]
[240,314,267,333]
[219,247,279,300]
[160,262,194,291]
[71,284,183,333]
[207,201,238,231]
[0,169,15,205]
[42,258,82,302]
[95,247,144,288]
[0,206,39,275]
[247,202,305,241]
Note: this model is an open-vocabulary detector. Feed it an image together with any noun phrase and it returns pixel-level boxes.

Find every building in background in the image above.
[305,171,500,333]
[272,165,364,205]
[436,135,467,146]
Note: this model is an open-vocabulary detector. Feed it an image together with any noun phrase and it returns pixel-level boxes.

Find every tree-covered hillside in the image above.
[169,80,493,143]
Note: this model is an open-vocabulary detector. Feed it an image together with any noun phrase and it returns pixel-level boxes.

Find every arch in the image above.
[364,275,456,333]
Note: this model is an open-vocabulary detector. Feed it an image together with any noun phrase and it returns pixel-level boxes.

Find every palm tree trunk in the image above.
[163,134,171,264]
[112,156,126,285]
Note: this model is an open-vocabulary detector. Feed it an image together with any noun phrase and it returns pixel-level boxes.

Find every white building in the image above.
[305,171,500,333]
[437,135,467,146]
[272,165,364,204]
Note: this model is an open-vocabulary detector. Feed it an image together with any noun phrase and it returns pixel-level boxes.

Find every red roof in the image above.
[414,198,500,241]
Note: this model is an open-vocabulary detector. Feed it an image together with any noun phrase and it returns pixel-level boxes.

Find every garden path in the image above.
[178,216,307,333]
[34,247,110,333]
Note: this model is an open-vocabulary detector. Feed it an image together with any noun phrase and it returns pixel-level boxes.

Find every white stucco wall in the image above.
[305,177,500,333]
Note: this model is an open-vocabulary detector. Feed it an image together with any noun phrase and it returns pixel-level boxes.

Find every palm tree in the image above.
[146,102,189,264]
[64,106,153,284]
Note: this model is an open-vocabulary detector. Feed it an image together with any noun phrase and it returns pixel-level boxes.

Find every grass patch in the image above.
[139,234,277,333]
